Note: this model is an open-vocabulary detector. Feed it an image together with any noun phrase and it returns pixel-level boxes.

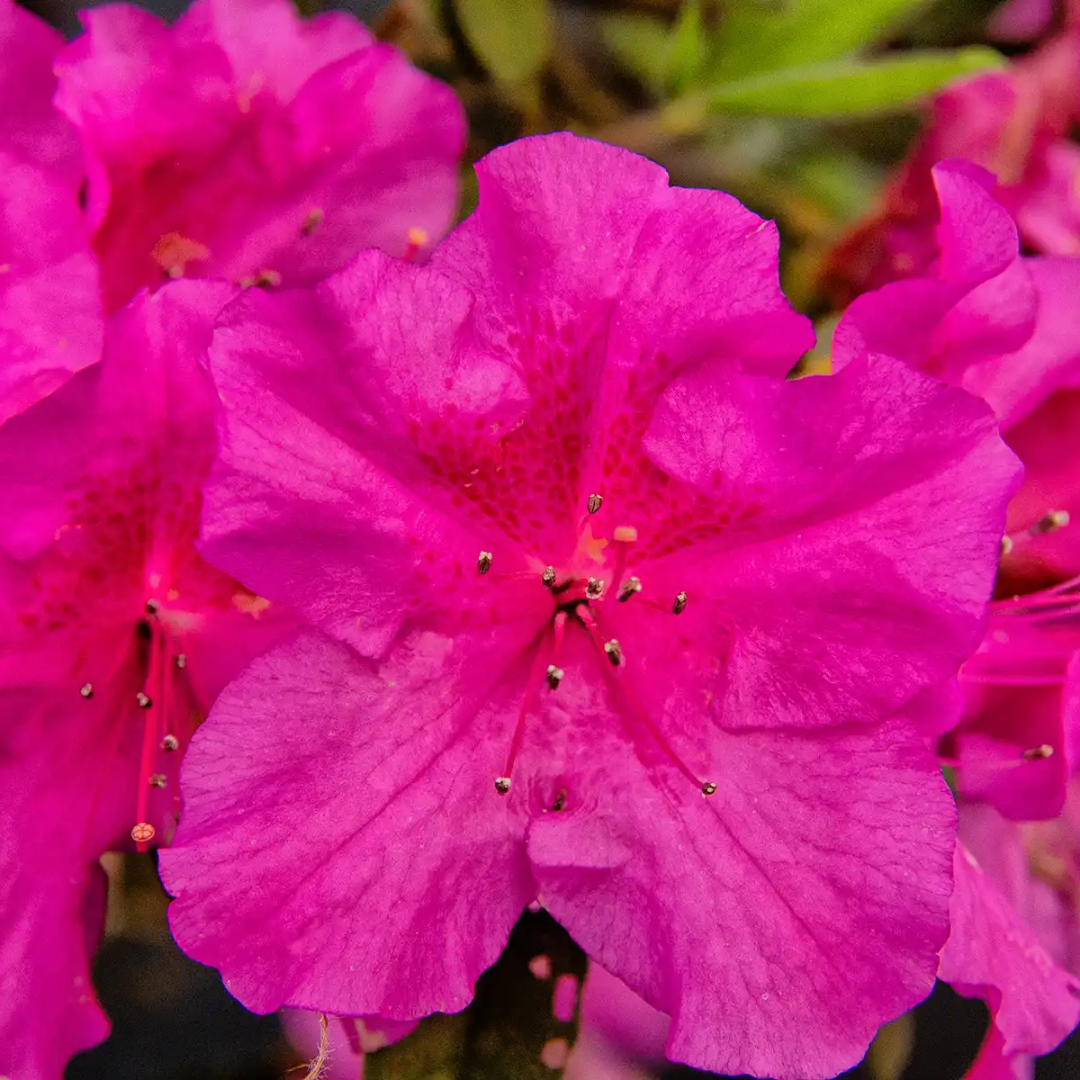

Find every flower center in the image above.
[481,494,716,801]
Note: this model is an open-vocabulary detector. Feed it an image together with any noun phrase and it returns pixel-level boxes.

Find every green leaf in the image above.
[455,0,552,85]
[365,910,588,1080]
[703,47,1003,116]
[601,13,676,91]
[666,0,706,95]
[710,0,940,79]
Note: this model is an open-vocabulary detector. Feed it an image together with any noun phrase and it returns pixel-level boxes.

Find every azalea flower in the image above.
[0,283,296,1080]
[43,0,465,314]
[0,0,100,424]
[161,133,1019,1079]
[823,10,1080,301]
[835,159,1080,1078]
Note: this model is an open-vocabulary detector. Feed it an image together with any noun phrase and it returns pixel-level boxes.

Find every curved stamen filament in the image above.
[133,624,166,852]
[496,639,549,795]
[576,606,716,797]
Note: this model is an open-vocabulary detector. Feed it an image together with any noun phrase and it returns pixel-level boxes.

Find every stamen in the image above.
[80,683,94,699]
[1031,510,1070,535]
[542,566,557,588]
[136,691,152,709]
[587,493,603,514]
[174,654,186,669]
[145,599,160,615]
[586,577,604,599]
[149,773,168,788]
[603,639,624,666]
[1001,535,1014,556]
[495,643,548,796]
[160,734,180,752]
[130,822,156,845]
[673,591,688,615]
[546,665,565,690]
[403,227,429,262]
[1022,744,1055,760]
[301,208,324,236]
[576,606,716,798]
[477,551,493,574]
[617,577,642,603]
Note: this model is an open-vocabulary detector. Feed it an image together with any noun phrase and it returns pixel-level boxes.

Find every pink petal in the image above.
[528,718,957,1080]
[0,1,100,424]
[939,843,1080,1062]
[161,627,539,1018]
[641,355,1020,729]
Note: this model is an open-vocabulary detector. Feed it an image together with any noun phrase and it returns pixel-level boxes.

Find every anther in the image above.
[174,653,186,669]
[617,577,642,603]
[494,777,512,795]
[1022,744,1055,760]
[136,691,152,709]
[477,551,493,574]
[149,773,167,789]
[701,781,718,796]
[587,493,603,514]
[160,734,180,752]
[144,599,159,615]
[546,664,564,690]
[1031,510,1070,535]
[80,683,94,699]
[673,591,688,615]
[301,208,324,236]
[542,566,557,588]
[586,577,604,599]
[603,639,623,666]
[130,822,155,844]
[1001,535,1014,556]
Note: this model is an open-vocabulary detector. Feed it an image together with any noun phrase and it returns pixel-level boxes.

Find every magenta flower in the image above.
[0,282,296,1080]
[0,0,101,424]
[824,23,1080,301]
[160,134,1018,1078]
[51,0,465,313]
[835,161,1080,1076]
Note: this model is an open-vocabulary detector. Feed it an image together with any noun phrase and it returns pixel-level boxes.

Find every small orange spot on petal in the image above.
[152,233,210,276]
[233,590,271,619]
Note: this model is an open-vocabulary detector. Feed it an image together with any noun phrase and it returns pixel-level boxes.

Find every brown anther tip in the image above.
[130,822,155,844]
[673,591,688,615]
[701,781,718,796]
[149,773,168,789]
[175,653,187,669]
[79,683,94,699]
[160,734,180,752]
[542,566,557,588]
[1032,510,1070,535]
[617,577,642,603]
[587,493,603,514]
[546,664,565,690]
[1000,535,1014,556]
[603,639,623,666]
[477,551,493,574]
[494,777,512,795]
[301,208,324,236]
[1022,744,1055,760]
[586,577,604,599]
[144,599,159,615]
[136,691,152,709]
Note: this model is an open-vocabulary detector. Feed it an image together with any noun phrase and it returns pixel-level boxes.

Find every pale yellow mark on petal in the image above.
[152,232,211,278]
[237,70,265,114]
[233,590,271,619]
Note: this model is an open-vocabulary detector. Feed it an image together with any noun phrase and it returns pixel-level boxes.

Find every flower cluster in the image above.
[0,0,462,1075]
[4,1,1080,1078]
